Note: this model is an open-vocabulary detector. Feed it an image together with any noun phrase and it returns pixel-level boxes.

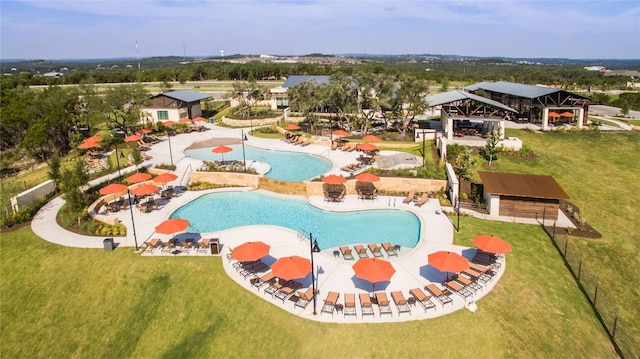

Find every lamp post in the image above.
[126,189,139,251]
[241,129,247,172]
[114,142,122,178]
[309,233,321,315]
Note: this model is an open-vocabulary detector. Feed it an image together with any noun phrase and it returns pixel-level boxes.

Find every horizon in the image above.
[1,1,639,60]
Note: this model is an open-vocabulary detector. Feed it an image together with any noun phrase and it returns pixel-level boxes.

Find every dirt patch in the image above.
[0,221,31,233]
[548,200,602,239]
[186,137,242,150]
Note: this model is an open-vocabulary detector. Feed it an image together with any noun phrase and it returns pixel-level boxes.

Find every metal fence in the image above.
[544,224,639,359]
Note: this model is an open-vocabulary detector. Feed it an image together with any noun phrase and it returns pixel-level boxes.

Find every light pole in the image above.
[125,189,139,251]
[309,233,321,315]
[167,132,174,166]
[114,142,122,178]
[241,129,247,172]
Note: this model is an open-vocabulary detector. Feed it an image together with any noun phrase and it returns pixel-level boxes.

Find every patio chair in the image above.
[453,274,482,293]
[295,287,315,309]
[382,242,398,257]
[143,238,161,254]
[359,293,375,317]
[402,190,415,204]
[251,272,276,290]
[425,284,454,307]
[240,262,268,280]
[414,193,428,207]
[443,279,473,301]
[354,245,368,258]
[321,291,339,316]
[344,293,357,317]
[375,292,393,316]
[275,281,302,303]
[409,288,436,312]
[196,238,211,254]
[265,279,288,297]
[368,243,383,258]
[340,246,354,260]
[391,291,411,316]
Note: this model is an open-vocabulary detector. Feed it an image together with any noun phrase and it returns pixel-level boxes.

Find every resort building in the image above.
[270,75,330,110]
[142,89,211,124]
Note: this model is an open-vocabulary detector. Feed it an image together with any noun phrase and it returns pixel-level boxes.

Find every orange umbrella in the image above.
[362,134,381,142]
[355,173,380,182]
[357,143,378,152]
[84,136,104,143]
[137,128,153,135]
[212,145,233,162]
[560,111,574,117]
[428,251,469,278]
[130,183,159,196]
[77,141,101,149]
[126,172,152,183]
[322,174,347,185]
[153,173,178,184]
[352,258,395,291]
[332,129,349,137]
[99,183,127,195]
[231,241,271,262]
[271,256,311,281]
[473,235,512,254]
[179,117,192,123]
[193,116,207,122]
[124,134,143,143]
[284,123,301,131]
[155,218,190,235]
[164,120,177,126]
[548,111,561,118]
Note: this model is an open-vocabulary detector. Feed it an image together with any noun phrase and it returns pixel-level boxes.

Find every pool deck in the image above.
[31,123,559,323]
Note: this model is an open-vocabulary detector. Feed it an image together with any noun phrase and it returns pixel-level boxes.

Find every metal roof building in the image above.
[144,89,211,124]
[281,75,331,88]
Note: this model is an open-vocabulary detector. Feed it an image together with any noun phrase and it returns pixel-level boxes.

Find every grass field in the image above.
[1,219,617,358]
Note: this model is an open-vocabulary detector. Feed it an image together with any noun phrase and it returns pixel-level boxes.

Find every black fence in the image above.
[543,223,639,359]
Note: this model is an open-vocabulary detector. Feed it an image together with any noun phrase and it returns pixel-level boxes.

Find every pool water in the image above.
[171,191,421,249]
[185,145,332,182]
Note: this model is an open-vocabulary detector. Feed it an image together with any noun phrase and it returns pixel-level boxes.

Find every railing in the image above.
[179,164,192,188]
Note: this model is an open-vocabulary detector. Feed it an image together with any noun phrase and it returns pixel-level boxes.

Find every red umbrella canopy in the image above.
[352,258,396,284]
[126,172,152,184]
[271,256,311,281]
[77,141,101,149]
[84,135,104,143]
[153,173,178,184]
[155,218,190,235]
[212,145,233,154]
[560,111,575,117]
[428,251,469,273]
[548,111,561,118]
[355,173,380,182]
[193,116,207,122]
[357,143,378,152]
[332,130,349,137]
[137,128,153,135]
[130,183,159,196]
[284,123,301,131]
[164,120,177,126]
[99,183,127,195]
[473,235,512,254]
[362,134,382,142]
[179,117,192,123]
[231,241,271,262]
[124,134,143,143]
[322,174,347,185]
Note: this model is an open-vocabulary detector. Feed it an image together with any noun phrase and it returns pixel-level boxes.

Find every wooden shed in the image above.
[478,171,570,220]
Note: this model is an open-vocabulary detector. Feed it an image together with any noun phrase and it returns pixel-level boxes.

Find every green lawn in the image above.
[1,221,616,358]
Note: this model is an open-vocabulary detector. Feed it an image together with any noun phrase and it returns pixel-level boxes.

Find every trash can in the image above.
[103,238,114,252]
[210,238,219,255]
[209,117,214,124]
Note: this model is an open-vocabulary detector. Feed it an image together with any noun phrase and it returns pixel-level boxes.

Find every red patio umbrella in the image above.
[284,123,301,131]
[77,141,101,149]
[212,145,233,162]
[193,116,207,122]
[84,136,104,143]
[164,120,177,126]
[357,143,378,152]
[355,173,380,182]
[352,258,396,291]
[332,129,349,137]
[362,134,382,142]
[124,134,143,143]
[322,174,347,185]
[179,117,192,123]
[548,111,561,118]
[137,128,153,135]
[271,256,311,281]
[428,251,469,278]
[99,183,127,195]
[153,173,178,184]
[125,172,152,184]
[130,183,159,196]
[155,218,190,235]
[473,235,512,254]
[560,111,575,117]
[231,241,271,262]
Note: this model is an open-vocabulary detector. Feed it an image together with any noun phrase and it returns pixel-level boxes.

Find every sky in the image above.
[1,0,639,60]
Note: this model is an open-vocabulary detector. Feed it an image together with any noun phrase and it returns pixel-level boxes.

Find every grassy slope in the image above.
[1,219,616,358]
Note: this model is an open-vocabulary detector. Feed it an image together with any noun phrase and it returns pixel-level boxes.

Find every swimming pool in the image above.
[171,191,421,249]
[185,145,332,182]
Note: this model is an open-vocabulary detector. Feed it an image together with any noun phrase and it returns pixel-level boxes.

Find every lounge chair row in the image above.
[401,191,429,207]
[143,237,212,255]
[338,243,398,260]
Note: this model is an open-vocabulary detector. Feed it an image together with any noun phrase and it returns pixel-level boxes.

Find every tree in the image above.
[231,79,267,121]
[483,130,501,167]
[48,154,61,189]
[102,84,150,135]
[326,75,358,132]
[288,79,324,132]
[383,75,430,138]
[454,147,476,180]
[60,161,89,212]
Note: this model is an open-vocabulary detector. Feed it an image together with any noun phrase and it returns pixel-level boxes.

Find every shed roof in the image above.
[478,171,570,199]
[282,75,330,88]
[155,89,211,102]
[424,90,518,113]
[465,81,560,99]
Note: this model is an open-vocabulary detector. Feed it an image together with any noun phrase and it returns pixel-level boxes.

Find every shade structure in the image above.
[212,145,233,162]
[137,128,153,135]
[155,218,190,235]
[84,136,104,143]
[428,251,469,275]
[357,143,378,152]
[164,120,177,126]
[355,173,380,182]
[153,173,178,184]
[560,111,575,117]
[126,172,152,184]
[322,174,347,185]
[179,117,192,123]
[77,141,101,149]
[124,134,143,143]
[284,123,301,131]
[271,256,311,281]
[99,183,127,195]
[332,129,349,137]
[352,258,395,291]
[193,116,207,122]
[130,183,159,196]
[362,134,382,142]
[548,111,561,118]
[231,241,271,262]
[473,235,512,254]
